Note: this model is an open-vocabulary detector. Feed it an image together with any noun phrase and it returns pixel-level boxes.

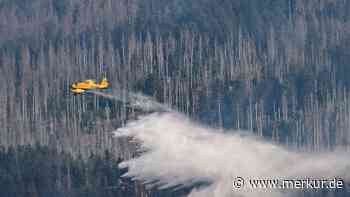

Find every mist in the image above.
[88,90,350,196]
[114,112,350,197]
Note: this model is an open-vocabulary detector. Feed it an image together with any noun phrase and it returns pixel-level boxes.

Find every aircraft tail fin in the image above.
[99,77,109,89]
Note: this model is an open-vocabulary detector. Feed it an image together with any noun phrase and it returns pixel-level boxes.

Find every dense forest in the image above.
[1,0,350,196]
[0,145,133,197]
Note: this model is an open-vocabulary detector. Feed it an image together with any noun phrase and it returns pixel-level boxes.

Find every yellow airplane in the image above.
[70,77,109,94]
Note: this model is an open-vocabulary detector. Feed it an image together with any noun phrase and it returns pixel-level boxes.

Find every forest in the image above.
[0,0,350,196]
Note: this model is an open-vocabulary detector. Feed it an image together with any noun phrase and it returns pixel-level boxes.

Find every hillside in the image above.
[0,0,350,196]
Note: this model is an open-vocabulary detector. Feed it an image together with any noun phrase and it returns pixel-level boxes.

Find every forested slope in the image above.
[0,0,350,196]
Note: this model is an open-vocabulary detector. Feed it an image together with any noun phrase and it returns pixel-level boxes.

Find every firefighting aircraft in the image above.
[70,77,109,94]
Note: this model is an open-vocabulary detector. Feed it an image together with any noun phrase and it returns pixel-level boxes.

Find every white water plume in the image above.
[90,89,349,196]
[115,112,350,197]
[88,90,171,112]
